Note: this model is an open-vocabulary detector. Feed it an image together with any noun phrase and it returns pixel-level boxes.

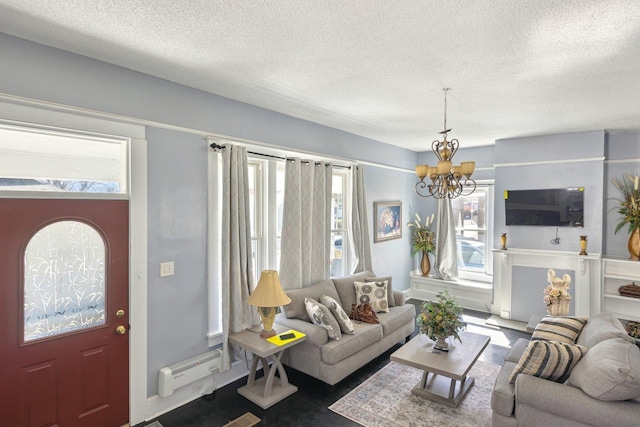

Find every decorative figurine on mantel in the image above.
[543,269,572,316]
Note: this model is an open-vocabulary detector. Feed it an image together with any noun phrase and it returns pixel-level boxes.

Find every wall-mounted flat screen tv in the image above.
[505,187,584,227]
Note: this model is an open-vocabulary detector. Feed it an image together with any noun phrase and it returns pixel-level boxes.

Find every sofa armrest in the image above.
[393,290,406,306]
[515,374,640,426]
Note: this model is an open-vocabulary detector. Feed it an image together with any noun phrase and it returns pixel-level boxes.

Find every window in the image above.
[331,171,348,277]
[249,159,348,279]
[248,159,285,283]
[207,149,351,345]
[0,123,128,195]
[451,185,493,281]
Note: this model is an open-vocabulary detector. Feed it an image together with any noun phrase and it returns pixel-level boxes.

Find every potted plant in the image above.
[407,213,435,276]
[416,290,466,351]
[611,173,640,260]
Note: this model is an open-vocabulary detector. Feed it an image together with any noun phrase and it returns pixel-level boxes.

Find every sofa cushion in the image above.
[320,295,355,334]
[568,337,640,401]
[491,360,518,417]
[365,275,395,307]
[354,280,389,313]
[305,297,342,341]
[577,313,635,348]
[320,321,383,365]
[531,316,587,343]
[282,279,340,322]
[509,340,587,384]
[332,271,374,314]
[376,304,415,337]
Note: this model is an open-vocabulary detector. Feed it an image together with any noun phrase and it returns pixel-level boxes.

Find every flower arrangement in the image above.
[416,291,466,344]
[543,286,572,307]
[611,173,640,235]
[407,213,436,256]
[543,269,572,316]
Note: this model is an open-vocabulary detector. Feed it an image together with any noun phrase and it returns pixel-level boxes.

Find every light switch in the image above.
[160,261,174,277]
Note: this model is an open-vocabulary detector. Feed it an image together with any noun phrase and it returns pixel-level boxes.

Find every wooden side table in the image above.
[228,324,306,409]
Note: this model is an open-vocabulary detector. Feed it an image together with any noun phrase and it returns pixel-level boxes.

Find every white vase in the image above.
[547,299,570,316]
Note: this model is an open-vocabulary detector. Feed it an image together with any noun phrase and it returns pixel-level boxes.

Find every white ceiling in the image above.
[0,0,639,151]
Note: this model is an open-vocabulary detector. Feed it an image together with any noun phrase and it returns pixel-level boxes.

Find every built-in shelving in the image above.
[602,257,640,322]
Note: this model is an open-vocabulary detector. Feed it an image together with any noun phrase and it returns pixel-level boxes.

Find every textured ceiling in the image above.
[0,0,639,151]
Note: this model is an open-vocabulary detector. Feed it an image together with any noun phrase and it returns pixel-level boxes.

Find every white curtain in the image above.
[279,158,332,289]
[434,197,458,280]
[220,144,255,371]
[350,164,372,273]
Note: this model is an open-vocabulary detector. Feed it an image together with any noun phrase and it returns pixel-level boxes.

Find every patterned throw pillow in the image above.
[365,276,395,307]
[354,280,389,313]
[304,297,342,340]
[509,340,587,384]
[320,295,355,334]
[531,316,588,344]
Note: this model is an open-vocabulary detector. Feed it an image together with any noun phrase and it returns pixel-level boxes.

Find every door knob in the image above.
[116,325,127,335]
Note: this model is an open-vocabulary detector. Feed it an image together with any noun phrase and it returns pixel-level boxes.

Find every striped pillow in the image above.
[531,316,588,343]
[509,340,587,384]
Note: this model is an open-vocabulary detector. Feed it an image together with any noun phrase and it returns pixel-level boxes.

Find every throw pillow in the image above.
[509,340,587,384]
[531,315,588,344]
[576,313,635,348]
[354,280,389,313]
[320,295,355,334]
[365,276,395,307]
[304,297,342,341]
[568,337,640,401]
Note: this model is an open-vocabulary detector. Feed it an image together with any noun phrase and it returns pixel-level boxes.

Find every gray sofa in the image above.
[491,313,640,427]
[275,271,416,386]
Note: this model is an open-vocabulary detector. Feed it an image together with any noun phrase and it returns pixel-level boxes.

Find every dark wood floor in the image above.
[140,299,531,427]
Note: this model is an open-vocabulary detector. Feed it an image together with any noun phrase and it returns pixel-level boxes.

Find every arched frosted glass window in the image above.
[24,221,106,342]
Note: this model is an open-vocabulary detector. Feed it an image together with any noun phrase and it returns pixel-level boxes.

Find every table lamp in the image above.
[246,270,291,338]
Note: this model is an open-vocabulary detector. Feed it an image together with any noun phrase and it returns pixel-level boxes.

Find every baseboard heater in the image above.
[158,349,223,397]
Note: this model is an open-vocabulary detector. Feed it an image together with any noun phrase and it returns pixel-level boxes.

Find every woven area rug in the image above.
[329,360,499,427]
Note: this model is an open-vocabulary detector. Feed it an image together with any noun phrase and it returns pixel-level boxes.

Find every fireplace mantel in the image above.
[492,248,601,320]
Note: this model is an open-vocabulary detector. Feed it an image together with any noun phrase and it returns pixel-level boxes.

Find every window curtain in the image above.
[220,144,255,371]
[350,164,372,273]
[434,197,458,280]
[279,158,332,289]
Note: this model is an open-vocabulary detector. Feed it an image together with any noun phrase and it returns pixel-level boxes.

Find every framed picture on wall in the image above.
[374,201,402,243]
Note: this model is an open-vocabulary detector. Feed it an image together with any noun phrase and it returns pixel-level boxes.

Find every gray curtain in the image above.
[351,164,372,273]
[434,197,458,280]
[279,158,332,289]
[220,144,255,371]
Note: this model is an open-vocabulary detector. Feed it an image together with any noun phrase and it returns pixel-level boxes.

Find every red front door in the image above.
[0,199,129,427]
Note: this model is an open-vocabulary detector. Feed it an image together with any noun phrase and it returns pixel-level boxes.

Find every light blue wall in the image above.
[0,33,419,396]
[604,130,640,257]
[364,165,417,277]
[494,131,605,253]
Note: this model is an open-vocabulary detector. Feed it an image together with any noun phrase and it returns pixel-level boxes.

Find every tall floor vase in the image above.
[629,229,640,261]
[420,252,431,276]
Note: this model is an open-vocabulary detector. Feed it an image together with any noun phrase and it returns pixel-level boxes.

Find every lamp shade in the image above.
[246,270,291,307]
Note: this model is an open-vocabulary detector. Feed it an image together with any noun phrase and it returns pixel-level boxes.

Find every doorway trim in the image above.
[0,99,148,425]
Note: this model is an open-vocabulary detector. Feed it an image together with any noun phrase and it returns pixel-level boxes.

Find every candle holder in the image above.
[500,233,507,250]
[579,235,588,255]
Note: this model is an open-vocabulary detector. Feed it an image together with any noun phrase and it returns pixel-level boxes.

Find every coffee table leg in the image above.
[448,377,457,399]
[420,370,429,388]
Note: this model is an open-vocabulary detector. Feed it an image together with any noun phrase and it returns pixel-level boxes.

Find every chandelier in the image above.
[415,88,476,199]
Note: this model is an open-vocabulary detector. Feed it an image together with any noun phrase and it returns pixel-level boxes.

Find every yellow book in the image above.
[266,329,306,346]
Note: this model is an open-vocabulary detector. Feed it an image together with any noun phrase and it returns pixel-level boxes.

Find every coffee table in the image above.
[390,330,489,407]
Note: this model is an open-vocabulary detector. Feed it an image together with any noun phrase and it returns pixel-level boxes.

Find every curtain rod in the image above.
[209,142,351,169]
